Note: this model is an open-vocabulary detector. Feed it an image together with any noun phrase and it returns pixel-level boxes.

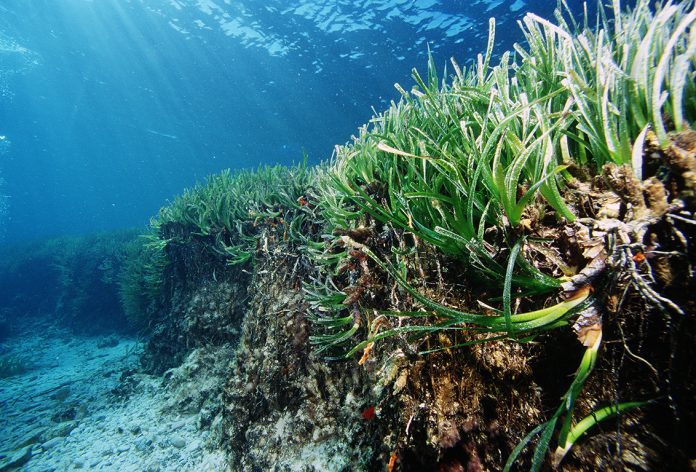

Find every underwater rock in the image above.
[169,436,186,449]
[40,437,62,450]
[158,345,234,439]
[134,437,153,453]
[14,426,47,449]
[141,253,249,374]
[110,369,141,400]
[45,420,78,439]
[50,405,79,423]
[168,419,188,431]
[0,445,32,471]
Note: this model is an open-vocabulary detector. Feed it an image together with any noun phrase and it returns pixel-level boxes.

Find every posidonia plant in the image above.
[308,0,693,468]
[118,231,169,327]
[154,161,318,265]
[523,0,696,166]
[119,162,322,326]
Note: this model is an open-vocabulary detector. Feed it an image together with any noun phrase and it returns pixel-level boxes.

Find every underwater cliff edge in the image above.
[2,0,692,470]
[124,1,696,470]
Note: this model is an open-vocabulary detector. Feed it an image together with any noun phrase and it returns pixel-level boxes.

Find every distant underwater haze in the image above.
[0,0,588,244]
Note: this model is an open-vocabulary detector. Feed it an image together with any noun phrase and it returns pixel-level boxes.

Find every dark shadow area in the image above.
[0,230,139,337]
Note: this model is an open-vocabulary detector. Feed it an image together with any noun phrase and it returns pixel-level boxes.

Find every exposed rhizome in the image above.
[316,131,695,471]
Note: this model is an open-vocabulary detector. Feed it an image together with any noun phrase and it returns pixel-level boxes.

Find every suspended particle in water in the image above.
[0,33,41,99]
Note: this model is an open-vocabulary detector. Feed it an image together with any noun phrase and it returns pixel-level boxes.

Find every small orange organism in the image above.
[387,451,398,472]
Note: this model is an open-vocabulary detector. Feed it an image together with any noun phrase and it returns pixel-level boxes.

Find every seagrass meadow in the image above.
[118,0,696,470]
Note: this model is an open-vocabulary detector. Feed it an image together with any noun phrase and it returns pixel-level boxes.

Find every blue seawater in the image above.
[0,0,598,245]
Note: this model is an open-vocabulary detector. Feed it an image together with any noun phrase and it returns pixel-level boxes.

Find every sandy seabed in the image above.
[0,321,226,471]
